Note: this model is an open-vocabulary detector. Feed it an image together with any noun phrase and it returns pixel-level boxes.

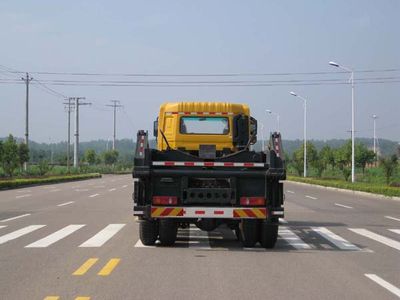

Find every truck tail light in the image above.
[152,196,178,205]
[240,197,266,206]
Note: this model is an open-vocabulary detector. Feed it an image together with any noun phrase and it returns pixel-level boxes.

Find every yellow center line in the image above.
[75,297,91,300]
[44,297,60,300]
[73,258,99,276]
[98,258,121,276]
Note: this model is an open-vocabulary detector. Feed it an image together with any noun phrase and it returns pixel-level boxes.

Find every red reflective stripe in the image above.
[243,163,254,167]
[160,207,174,216]
[165,161,175,166]
[221,112,228,115]
[224,162,234,167]
[233,211,240,218]
[244,209,257,218]
[214,210,224,215]
[204,162,214,167]
[209,112,216,115]
[184,162,195,166]
[197,112,203,115]
[195,210,205,215]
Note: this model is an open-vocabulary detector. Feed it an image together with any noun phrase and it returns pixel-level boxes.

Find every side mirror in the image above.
[233,114,249,148]
[153,118,158,138]
[250,117,257,145]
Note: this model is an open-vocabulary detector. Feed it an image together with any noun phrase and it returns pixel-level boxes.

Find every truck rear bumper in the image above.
[134,205,284,219]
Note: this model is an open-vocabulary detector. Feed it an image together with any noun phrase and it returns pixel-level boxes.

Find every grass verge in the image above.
[0,173,102,190]
[287,175,400,198]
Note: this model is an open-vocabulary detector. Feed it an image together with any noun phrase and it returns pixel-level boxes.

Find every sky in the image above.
[0,0,399,143]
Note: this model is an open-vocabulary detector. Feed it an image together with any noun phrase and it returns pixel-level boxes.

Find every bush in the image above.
[0,173,102,189]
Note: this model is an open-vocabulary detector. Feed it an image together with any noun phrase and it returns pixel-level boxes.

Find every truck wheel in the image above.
[260,221,278,249]
[139,219,158,246]
[159,219,178,246]
[240,219,259,248]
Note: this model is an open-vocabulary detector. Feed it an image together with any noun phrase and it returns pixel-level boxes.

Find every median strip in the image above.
[73,258,99,276]
[98,258,120,276]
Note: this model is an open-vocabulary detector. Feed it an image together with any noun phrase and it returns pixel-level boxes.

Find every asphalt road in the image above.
[0,175,399,300]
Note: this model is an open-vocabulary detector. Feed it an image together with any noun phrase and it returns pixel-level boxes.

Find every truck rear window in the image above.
[180,117,229,135]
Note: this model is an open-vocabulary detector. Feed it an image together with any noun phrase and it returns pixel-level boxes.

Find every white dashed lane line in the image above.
[305,195,317,200]
[89,193,99,198]
[0,213,31,223]
[286,190,295,194]
[109,188,116,192]
[365,274,400,298]
[57,201,74,207]
[385,216,400,222]
[335,203,353,209]
[121,185,128,188]
[15,194,31,199]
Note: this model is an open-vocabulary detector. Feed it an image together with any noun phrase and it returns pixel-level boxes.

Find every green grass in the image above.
[287,175,400,198]
[0,173,102,189]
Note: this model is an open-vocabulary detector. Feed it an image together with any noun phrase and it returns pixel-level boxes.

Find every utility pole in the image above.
[71,97,91,168]
[63,98,75,171]
[21,72,33,171]
[372,114,378,161]
[105,100,123,150]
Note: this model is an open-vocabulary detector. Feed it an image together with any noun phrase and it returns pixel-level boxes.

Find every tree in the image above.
[85,149,97,165]
[311,157,326,178]
[18,143,30,170]
[103,150,119,166]
[379,155,398,185]
[291,142,318,176]
[319,145,335,169]
[355,143,375,174]
[38,159,50,176]
[2,135,19,177]
[0,141,3,164]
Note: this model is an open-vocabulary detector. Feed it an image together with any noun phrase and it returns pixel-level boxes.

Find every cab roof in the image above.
[160,102,250,115]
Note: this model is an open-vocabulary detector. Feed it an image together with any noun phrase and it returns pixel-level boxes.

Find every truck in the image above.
[132,102,285,248]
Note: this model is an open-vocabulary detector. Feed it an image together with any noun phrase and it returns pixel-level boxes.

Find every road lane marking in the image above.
[385,216,400,222]
[122,185,128,188]
[75,297,91,300]
[190,225,211,249]
[286,190,295,194]
[349,228,400,251]
[75,189,89,192]
[335,203,353,209]
[279,227,311,250]
[388,229,400,235]
[94,185,105,188]
[0,225,46,245]
[365,274,400,298]
[0,225,7,229]
[312,227,360,251]
[44,297,60,300]
[305,195,317,200]
[73,258,99,275]
[16,194,31,199]
[0,213,31,223]
[25,225,85,248]
[79,224,126,247]
[17,189,31,193]
[89,193,99,198]
[49,189,61,192]
[108,188,116,192]
[279,218,288,224]
[57,201,74,207]
[98,258,120,276]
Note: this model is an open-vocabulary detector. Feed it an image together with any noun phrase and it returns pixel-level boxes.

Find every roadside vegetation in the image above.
[285,140,400,197]
[0,134,133,188]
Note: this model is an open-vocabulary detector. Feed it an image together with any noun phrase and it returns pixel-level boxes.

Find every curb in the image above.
[287,180,400,202]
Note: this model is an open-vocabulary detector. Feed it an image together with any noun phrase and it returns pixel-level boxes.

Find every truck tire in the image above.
[240,219,259,248]
[259,221,278,249]
[139,219,158,246]
[159,219,178,246]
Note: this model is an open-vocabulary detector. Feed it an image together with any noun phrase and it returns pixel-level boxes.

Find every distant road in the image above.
[0,175,399,299]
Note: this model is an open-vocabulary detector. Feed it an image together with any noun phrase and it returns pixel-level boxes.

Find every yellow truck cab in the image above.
[133,101,285,249]
[155,102,257,154]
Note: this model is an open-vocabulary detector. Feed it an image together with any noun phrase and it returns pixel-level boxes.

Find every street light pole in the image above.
[372,114,378,159]
[290,92,307,177]
[266,110,280,132]
[329,61,355,183]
